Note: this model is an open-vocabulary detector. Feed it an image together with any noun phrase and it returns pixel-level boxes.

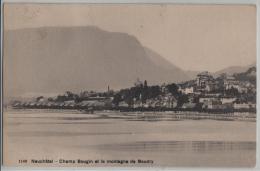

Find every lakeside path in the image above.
[3,109,256,167]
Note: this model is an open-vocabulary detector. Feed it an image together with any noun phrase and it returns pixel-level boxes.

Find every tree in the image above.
[125,97,134,106]
[147,86,161,99]
[113,93,123,105]
[225,87,239,97]
[56,95,67,102]
[36,96,44,102]
[166,83,180,96]
[177,94,189,107]
[144,80,148,88]
[47,97,54,102]
[142,80,149,103]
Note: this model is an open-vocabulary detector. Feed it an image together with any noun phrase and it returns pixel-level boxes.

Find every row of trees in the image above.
[112,84,161,105]
[45,90,114,103]
[112,81,190,107]
[36,80,191,108]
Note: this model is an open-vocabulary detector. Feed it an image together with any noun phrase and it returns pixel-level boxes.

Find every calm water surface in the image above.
[4,110,256,167]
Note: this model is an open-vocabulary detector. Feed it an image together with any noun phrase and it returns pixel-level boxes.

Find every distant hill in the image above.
[233,66,256,85]
[213,62,256,77]
[4,26,192,98]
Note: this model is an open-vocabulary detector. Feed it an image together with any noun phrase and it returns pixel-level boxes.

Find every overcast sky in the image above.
[4,4,256,72]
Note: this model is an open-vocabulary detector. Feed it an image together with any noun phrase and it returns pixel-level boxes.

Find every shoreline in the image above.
[7,106,256,113]
[5,108,256,122]
[6,107,257,114]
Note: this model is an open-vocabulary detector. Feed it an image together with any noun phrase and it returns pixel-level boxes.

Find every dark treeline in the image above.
[112,81,190,108]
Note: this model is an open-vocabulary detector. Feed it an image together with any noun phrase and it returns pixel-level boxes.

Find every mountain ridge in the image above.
[213,62,256,77]
[4,26,255,99]
[4,26,190,98]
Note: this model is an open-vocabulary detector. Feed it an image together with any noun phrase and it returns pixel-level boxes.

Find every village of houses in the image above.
[11,67,256,120]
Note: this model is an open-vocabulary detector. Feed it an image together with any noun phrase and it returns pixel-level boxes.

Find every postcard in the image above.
[2,3,257,168]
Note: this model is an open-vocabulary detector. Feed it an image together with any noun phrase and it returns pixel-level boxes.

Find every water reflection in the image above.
[96,141,256,153]
[8,131,133,137]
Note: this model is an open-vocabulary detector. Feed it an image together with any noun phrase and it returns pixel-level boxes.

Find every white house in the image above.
[180,87,194,94]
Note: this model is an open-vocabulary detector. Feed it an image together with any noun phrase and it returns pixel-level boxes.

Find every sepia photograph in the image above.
[2,2,257,168]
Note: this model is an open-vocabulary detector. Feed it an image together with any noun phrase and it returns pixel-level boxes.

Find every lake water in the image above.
[3,109,256,167]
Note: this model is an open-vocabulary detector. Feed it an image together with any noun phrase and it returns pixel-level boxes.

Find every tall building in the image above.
[196,71,215,92]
